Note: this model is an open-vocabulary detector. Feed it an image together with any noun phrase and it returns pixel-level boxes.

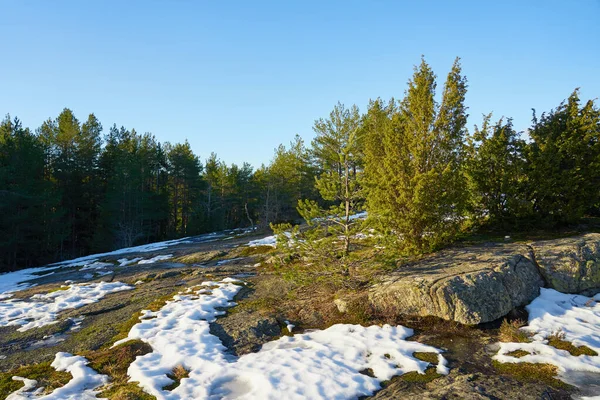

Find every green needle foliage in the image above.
[363,57,469,253]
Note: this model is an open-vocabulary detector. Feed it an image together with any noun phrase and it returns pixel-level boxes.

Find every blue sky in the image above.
[1,1,599,168]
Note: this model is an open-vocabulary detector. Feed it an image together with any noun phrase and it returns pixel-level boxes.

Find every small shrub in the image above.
[499,319,531,343]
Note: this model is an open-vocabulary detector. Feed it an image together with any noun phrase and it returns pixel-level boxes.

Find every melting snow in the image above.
[115,278,448,400]
[495,288,600,385]
[7,352,108,400]
[138,255,173,265]
[0,282,133,331]
[247,236,277,248]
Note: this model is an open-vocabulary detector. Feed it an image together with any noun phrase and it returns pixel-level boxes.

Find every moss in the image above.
[85,339,153,380]
[413,352,439,364]
[400,367,442,383]
[0,362,72,398]
[47,286,70,293]
[506,350,530,358]
[492,361,572,389]
[499,319,531,343]
[162,365,190,391]
[547,331,598,356]
[85,339,155,400]
[175,251,226,264]
[109,292,178,344]
[97,382,156,400]
[238,245,274,257]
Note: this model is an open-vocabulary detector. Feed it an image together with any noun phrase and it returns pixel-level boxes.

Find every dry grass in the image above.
[163,365,190,391]
[86,340,155,400]
[499,319,531,343]
[506,350,530,358]
[547,331,598,356]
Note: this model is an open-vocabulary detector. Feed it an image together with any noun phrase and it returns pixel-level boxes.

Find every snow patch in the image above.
[495,288,600,384]
[0,282,133,331]
[118,278,447,400]
[138,255,173,265]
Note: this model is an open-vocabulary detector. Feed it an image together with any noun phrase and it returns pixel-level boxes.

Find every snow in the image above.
[0,282,133,331]
[247,236,277,248]
[79,262,113,271]
[0,267,60,296]
[116,278,448,400]
[284,320,295,333]
[216,257,244,266]
[118,257,143,267]
[138,255,173,265]
[494,288,600,381]
[7,352,108,400]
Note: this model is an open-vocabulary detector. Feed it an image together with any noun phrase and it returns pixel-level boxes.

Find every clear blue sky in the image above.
[1,1,599,168]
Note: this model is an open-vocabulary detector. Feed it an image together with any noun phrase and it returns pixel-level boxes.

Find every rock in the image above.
[369,243,544,325]
[370,370,572,399]
[156,270,181,279]
[531,233,600,294]
[210,310,281,356]
[333,298,348,313]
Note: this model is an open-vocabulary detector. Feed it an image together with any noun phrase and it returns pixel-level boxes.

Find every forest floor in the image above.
[0,228,595,399]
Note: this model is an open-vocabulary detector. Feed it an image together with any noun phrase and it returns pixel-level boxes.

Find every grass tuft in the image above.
[506,350,530,358]
[163,365,190,391]
[499,319,531,343]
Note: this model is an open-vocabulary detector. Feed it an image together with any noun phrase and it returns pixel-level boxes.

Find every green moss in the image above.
[413,352,439,364]
[85,340,155,400]
[238,245,274,257]
[547,332,598,356]
[0,362,72,398]
[400,367,441,383]
[97,382,156,400]
[175,251,226,264]
[47,286,70,293]
[492,360,572,389]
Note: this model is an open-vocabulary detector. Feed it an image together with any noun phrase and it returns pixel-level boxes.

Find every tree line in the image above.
[2,56,599,272]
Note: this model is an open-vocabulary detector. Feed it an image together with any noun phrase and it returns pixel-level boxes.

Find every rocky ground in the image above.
[0,230,597,399]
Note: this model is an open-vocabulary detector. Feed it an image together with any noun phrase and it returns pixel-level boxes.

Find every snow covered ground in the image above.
[495,288,600,388]
[113,278,448,400]
[7,353,108,400]
[0,282,133,331]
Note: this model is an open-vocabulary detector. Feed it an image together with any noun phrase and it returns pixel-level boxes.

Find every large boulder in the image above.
[369,243,545,325]
[531,233,600,295]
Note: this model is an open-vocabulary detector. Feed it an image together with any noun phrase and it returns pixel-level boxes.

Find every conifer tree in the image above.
[364,57,468,253]
[526,89,600,224]
[297,102,363,258]
[465,115,529,226]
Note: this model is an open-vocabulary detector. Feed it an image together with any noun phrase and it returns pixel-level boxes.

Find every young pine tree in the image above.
[364,57,468,253]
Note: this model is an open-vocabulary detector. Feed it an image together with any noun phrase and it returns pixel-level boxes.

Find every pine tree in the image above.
[297,102,363,259]
[364,57,468,253]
